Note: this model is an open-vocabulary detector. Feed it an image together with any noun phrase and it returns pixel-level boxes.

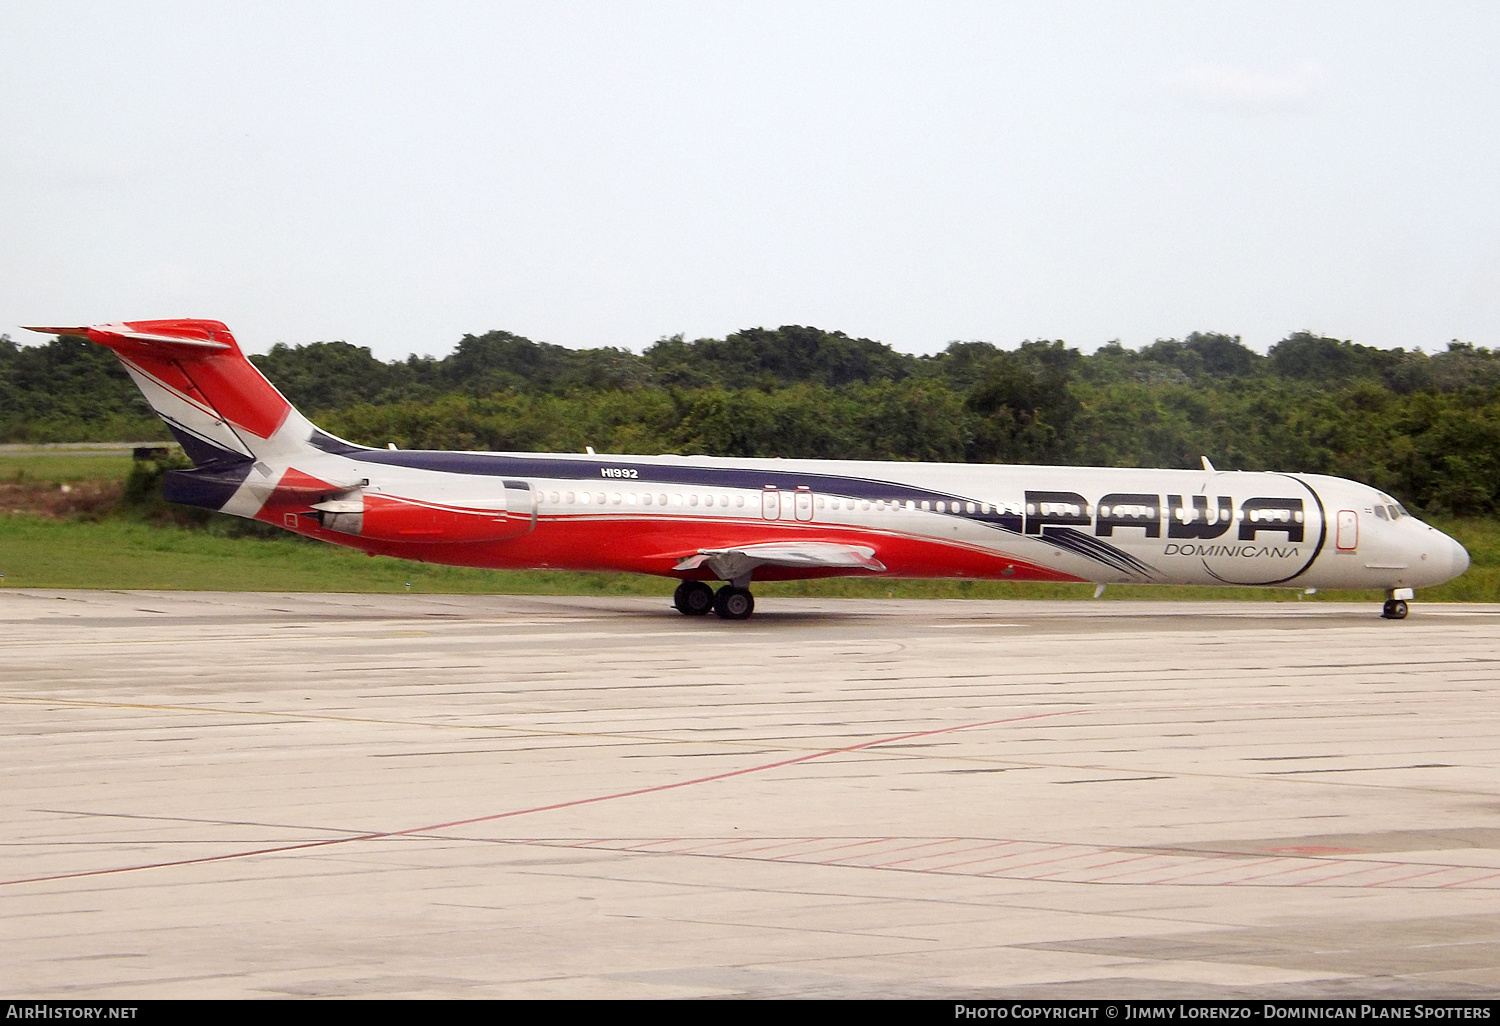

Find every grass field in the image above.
[2,510,1494,602]
[0,451,139,483]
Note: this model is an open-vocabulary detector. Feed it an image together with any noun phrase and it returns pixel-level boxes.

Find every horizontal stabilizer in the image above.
[24,323,231,351]
[22,325,91,338]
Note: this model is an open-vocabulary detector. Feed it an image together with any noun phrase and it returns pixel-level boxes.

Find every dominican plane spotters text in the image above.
[27,319,1469,620]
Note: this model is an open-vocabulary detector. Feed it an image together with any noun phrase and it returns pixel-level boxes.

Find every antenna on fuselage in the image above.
[1201,455,1216,472]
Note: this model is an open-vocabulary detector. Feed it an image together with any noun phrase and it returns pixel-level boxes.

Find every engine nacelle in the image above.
[312,482,534,543]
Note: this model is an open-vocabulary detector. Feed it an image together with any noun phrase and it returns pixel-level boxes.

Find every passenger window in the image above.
[689,495,699,506]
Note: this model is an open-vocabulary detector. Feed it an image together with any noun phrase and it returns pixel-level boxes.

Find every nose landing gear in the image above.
[1381,587,1413,620]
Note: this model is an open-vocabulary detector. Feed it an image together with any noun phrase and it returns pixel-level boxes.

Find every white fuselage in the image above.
[263,445,1470,592]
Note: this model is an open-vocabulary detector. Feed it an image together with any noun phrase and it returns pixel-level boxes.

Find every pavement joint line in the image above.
[0,708,1085,887]
[32,808,383,837]
[0,694,934,753]
[416,834,1500,890]
[6,692,1493,798]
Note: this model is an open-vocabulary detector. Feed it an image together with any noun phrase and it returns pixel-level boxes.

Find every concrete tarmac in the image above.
[3,589,1500,998]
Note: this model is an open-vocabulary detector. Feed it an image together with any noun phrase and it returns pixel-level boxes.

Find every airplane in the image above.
[26,319,1470,621]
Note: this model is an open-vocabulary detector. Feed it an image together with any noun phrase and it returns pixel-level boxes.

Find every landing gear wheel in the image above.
[673,580,714,616]
[713,586,755,620]
[1381,599,1409,620]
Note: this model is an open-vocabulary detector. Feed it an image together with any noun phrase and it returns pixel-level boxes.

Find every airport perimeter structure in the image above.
[3,591,1499,998]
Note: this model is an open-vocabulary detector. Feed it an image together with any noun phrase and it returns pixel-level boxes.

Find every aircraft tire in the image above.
[674,580,715,616]
[1382,599,1409,620]
[713,586,755,620]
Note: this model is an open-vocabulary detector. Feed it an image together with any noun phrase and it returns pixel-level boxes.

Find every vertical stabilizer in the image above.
[24,319,322,467]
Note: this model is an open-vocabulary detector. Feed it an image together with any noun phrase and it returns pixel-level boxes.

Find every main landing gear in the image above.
[673,580,755,621]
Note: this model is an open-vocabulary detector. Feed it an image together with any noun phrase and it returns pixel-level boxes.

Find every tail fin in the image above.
[24,319,322,468]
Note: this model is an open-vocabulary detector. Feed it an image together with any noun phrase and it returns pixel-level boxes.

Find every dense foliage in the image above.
[4,326,1498,516]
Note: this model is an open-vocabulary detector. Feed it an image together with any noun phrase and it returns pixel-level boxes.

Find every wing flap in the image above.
[675,541,886,583]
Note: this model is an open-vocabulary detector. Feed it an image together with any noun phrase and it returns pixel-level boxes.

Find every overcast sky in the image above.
[3,2,1497,359]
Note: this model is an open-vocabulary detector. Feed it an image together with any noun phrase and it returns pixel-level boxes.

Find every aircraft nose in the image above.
[1449,534,1470,579]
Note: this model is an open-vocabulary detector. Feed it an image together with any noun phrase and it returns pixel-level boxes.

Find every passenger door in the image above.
[1336,509,1359,551]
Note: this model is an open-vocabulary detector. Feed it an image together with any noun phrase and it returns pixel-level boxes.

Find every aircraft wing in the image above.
[674,541,886,583]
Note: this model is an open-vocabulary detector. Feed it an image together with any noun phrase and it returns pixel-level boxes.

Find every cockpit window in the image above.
[1393,503,1407,518]
[1373,506,1388,520]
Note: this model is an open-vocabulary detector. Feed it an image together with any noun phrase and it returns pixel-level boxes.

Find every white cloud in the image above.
[1160,62,1331,110]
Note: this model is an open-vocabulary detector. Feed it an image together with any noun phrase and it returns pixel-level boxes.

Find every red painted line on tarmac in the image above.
[691,837,829,857]
[863,838,973,868]
[1437,869,1500,889]
[975,846,1108,876]
[641,838,744,855]
[700,837,828,858]
[1367,865,1460,888]
[532,838,606,850]
[867,838,1005,868]
[779,836,899,862]
[1,708,1081,887]
[1030,851,1156,881]
[1092,851,1252,885]
[906,840,1026,876]
[617,838,682,852]
[1288,860,1399,887]
[1221,858,1329,885]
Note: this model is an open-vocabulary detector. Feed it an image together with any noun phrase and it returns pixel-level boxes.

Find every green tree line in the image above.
[4,326,1498,516]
